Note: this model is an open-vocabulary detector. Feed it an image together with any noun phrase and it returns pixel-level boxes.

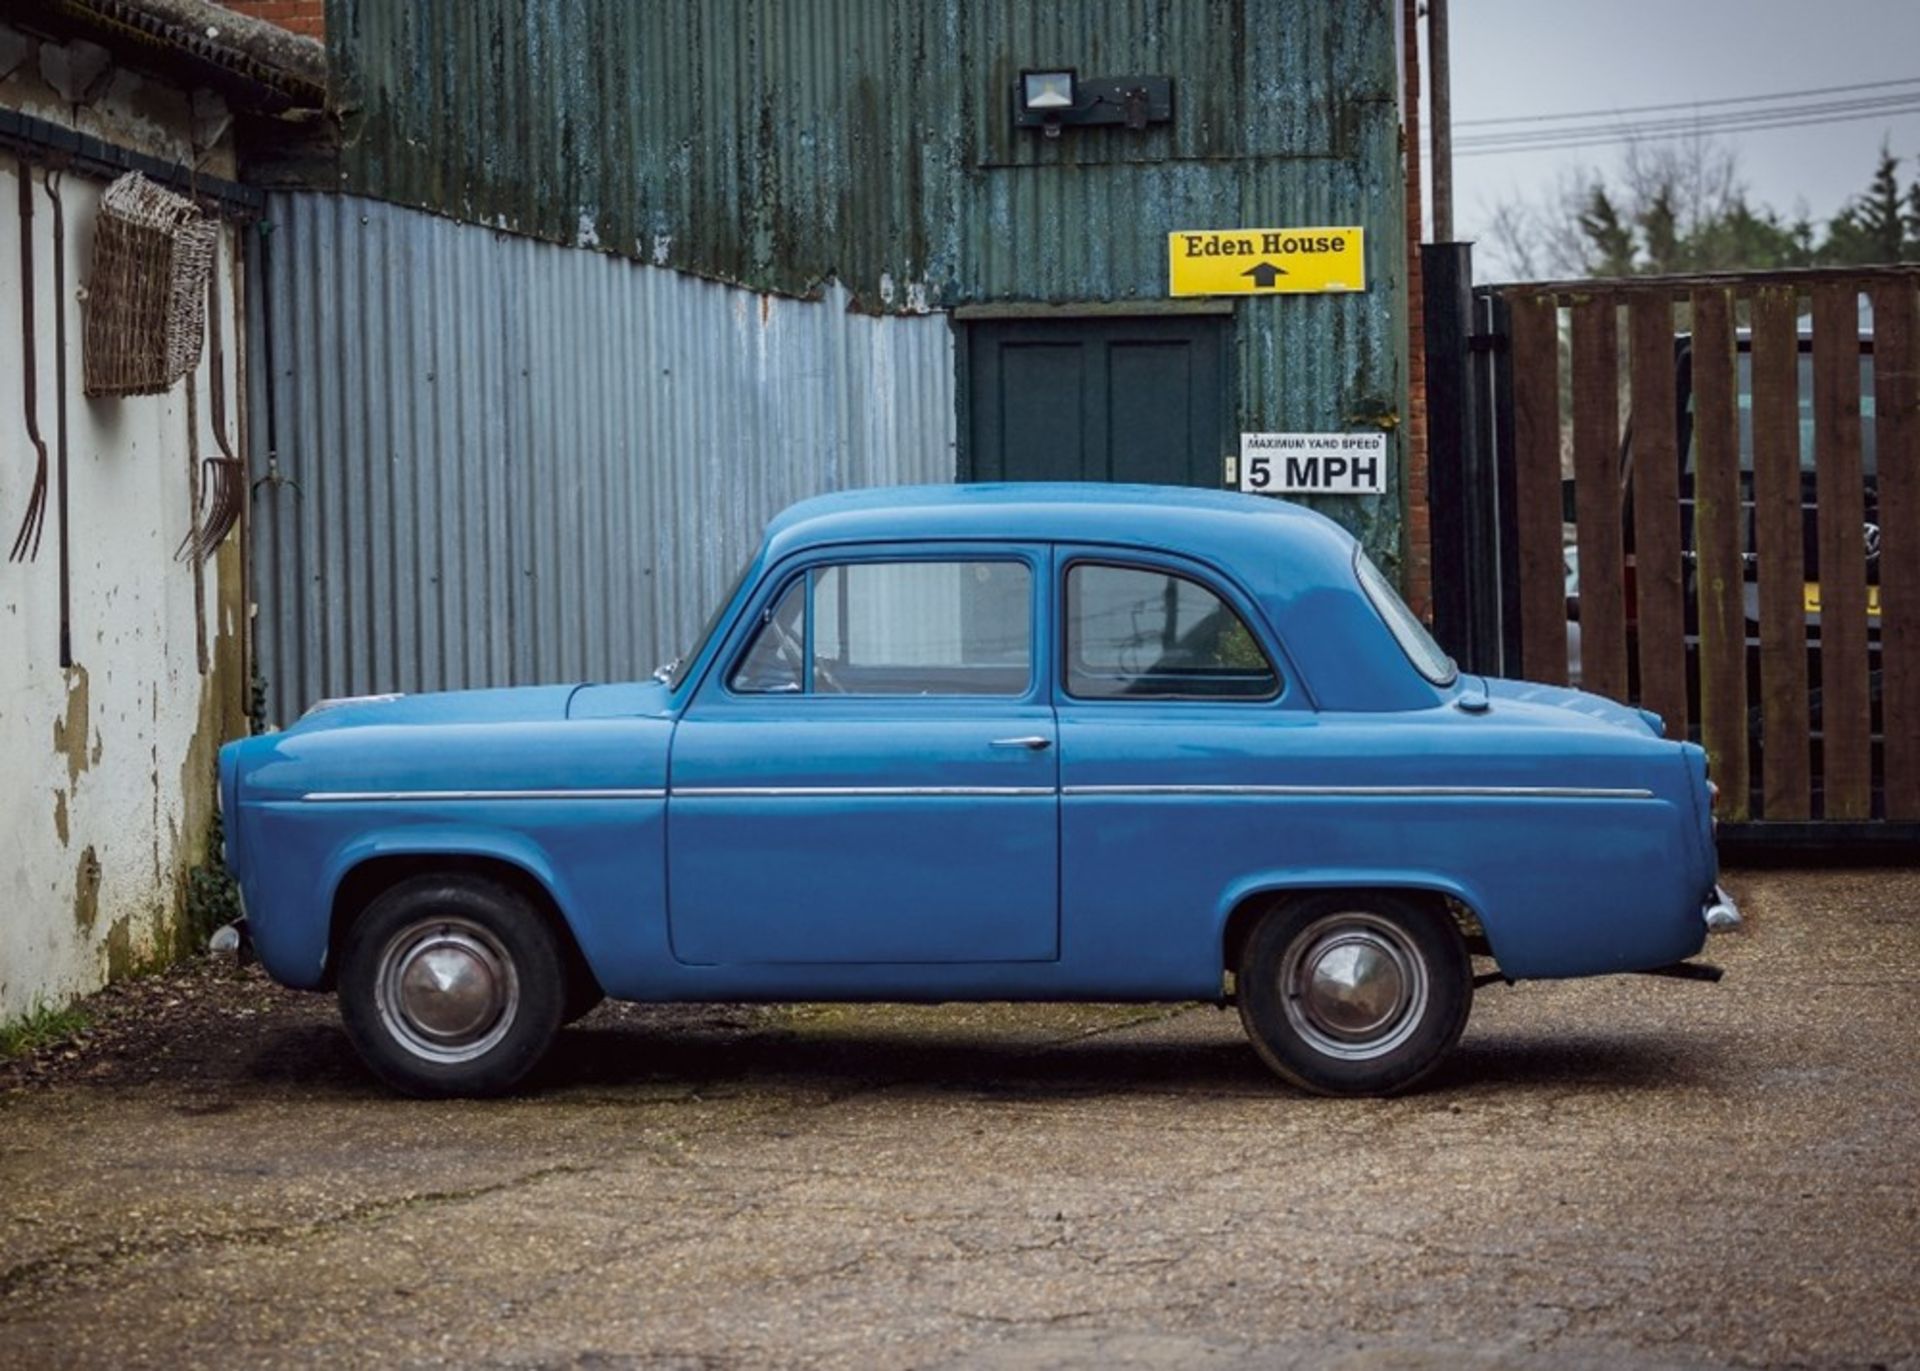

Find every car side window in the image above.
[1065,562,1279,700]
[732,560,1031,696]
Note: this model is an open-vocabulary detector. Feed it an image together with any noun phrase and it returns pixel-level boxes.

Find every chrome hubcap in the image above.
[1281,913,1429,1061]
[374,918,519,1064]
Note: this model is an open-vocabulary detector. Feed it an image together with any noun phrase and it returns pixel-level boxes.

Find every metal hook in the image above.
[251,447,302,498]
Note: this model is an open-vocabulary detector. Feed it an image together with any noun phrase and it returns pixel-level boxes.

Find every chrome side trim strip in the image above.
[299,788,666,803]
[671,786,1056,799]
[302,783,1653,803]
[1062,784,1657,800]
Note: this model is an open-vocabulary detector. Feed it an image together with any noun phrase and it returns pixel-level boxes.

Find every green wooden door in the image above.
[962,316,1232,487]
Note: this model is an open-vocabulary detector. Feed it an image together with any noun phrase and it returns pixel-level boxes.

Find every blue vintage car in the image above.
[217,484,1739,1097]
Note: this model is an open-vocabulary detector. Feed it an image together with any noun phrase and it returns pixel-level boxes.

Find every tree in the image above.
[1823,141,1911,266]
[1481,134,1903,280]
[1576,186,1636,276]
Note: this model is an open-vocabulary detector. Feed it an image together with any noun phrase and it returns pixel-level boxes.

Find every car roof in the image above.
[764,482,1352,566]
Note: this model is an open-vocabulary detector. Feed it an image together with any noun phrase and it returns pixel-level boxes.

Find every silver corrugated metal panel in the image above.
[247,191,956,724]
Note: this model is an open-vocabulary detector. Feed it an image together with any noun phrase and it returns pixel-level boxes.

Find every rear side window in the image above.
[1355,549,1457,686]
[1065,562,1279,700]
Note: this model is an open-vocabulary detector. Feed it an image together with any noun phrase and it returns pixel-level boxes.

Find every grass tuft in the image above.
[0,1003,92,1060]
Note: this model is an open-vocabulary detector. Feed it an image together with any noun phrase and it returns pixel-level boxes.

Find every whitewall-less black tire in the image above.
[337,875,567,1097]
[1236,891,1472,1096]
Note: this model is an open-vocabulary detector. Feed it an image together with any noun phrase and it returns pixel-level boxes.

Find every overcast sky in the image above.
[1441,0,1920,275]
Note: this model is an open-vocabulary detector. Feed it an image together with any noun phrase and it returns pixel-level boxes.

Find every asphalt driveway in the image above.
[1,868,1916,1369]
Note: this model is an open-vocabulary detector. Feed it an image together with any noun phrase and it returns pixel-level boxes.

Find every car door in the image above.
[667,544,1059,965]
[1051,549,1305,986]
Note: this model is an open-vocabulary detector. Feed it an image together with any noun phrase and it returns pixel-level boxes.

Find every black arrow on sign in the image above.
[1242,261,1287,289]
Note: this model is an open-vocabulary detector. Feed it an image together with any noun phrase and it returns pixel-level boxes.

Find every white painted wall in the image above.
[0,36,247,1021]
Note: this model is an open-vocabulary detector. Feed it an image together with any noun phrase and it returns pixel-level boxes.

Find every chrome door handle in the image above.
[990,736,1052,750]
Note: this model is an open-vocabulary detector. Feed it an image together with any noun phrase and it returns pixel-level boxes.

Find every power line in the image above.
[1461,92,1920,148]
[1459,114,1920,159]
[1458,91,1920,152]
[1456,75,1920,129]
[1459,91,1920,147]
[1458,104,1920,157]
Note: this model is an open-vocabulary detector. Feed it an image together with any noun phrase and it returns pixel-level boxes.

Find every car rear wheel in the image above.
[338,875,566,1097]
[1236,892,1472,1096]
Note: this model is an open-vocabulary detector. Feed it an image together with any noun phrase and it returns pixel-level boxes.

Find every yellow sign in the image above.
[1167,227,1367,297]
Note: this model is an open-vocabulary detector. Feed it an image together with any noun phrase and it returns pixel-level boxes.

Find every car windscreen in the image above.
[1355,549,1457,687]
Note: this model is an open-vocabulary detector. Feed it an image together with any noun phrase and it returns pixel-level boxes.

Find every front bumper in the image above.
[1703,885,1743,934]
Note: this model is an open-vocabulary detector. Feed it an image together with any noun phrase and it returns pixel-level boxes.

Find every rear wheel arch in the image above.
[1222,882,1493,983]
[326,853,600,1006]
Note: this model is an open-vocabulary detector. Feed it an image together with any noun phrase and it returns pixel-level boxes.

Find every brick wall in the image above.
[218,0,324,41]
[1400,0,1432,623]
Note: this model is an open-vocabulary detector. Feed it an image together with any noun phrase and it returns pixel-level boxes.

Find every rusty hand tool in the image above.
[9,158,49,564]
[176,259,244,563]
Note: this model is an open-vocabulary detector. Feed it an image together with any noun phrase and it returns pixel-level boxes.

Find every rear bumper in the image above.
[1703,884,1743,934]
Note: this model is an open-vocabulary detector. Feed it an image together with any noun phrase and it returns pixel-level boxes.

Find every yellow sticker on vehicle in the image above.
[1803,582,1882,616]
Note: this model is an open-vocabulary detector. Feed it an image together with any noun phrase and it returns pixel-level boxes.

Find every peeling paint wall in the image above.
[0,29,250,1022]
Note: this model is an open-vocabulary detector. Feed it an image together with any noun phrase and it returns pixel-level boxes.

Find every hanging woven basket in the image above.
[83,172,219,398]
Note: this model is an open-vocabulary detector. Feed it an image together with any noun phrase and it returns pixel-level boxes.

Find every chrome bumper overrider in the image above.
[209,919,253,964]
[1703,885,1743,934]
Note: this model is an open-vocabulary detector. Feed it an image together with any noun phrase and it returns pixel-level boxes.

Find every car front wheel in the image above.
[338,875,566,1097]
[1236,892,1471,1096]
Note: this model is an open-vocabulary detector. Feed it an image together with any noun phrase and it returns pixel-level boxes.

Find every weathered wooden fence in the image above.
[1432,263,1920,833]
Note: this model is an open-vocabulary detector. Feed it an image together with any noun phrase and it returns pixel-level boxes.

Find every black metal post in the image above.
[1422,241,1492,670]
[1482,291,1520,677]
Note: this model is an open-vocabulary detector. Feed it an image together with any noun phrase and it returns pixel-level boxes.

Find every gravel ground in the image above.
[1,868,1916,1370]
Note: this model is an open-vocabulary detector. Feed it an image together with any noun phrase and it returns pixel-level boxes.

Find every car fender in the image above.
[1213,865,1495,960]
[308,823,583,982]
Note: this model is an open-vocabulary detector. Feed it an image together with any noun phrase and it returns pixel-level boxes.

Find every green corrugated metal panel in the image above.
[327,0,1396,306]
[328,0,966,302]
[323,0,1404,563]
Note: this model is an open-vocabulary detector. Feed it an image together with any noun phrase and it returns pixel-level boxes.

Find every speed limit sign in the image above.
[1239,432,1387,495]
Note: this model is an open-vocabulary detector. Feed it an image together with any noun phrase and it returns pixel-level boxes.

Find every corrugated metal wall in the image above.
[321,0,1404,559]
[327,0,1393,309]
[263,1,1403,717]
[247,191,956,724]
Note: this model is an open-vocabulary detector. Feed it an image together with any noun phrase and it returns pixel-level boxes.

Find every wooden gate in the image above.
[1438,265,1920,834]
